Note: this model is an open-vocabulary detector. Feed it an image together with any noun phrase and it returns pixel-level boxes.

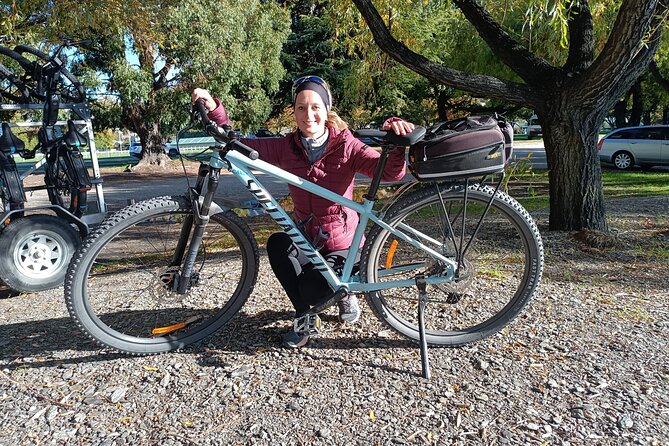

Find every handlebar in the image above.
[192,100,259,160]
[354,126,426,147]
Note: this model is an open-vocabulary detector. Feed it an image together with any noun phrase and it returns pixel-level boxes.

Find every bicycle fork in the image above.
[168,163,221,294]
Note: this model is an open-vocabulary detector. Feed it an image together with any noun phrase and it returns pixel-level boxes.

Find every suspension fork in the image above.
[176,163,222,294]
[170,164,210,268]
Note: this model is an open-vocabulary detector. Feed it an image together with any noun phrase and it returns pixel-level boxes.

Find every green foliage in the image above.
[503,153,536,194]
[322,1,529,125]
[92,128,119,150]
[4,0,289,151]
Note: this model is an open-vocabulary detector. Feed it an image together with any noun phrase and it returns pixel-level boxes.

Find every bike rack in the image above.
[1,102,107,226]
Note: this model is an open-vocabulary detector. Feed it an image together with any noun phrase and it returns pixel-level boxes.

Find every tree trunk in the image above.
[613,99,627,128]
[126,103,169,166]
[540,104,607,231]
[350,0,665,232]
[629,81,643,126]
[434,86,449,121]
[663,105,669,124]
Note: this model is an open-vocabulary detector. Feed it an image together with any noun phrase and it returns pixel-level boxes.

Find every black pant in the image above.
[266,232,331,316]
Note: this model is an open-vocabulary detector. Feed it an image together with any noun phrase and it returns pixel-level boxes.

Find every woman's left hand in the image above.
[383,118,415,136]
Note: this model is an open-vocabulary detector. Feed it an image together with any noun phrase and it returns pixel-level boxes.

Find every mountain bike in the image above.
[0,42,85,104]
[65,102,543,377]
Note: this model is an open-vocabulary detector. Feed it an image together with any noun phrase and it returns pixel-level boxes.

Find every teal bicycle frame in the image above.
[211,148,457,294]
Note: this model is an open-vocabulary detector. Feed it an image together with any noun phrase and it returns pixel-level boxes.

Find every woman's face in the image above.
[294,89,327,139]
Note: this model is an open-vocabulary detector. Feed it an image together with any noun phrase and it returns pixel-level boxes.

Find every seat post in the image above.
[363,145,394,201]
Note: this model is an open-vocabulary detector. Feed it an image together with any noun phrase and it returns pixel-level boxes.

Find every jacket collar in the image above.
[292,127,346,159]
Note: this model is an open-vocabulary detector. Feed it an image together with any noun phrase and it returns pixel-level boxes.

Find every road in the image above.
[511,140,547,169]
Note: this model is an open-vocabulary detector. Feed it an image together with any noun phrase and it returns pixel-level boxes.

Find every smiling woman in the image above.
[190,76,416,348]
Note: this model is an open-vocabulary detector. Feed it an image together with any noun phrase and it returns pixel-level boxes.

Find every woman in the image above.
[192,76,414,348]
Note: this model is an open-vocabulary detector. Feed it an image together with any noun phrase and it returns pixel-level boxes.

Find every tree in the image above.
[87,0,290,165]
[350,0,667,230]
[2,0,290,165]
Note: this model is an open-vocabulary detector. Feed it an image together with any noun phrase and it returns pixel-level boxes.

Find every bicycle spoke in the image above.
[65,198,259,354]
[362,184,543,346]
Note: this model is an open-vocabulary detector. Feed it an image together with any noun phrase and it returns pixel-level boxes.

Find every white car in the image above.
[129,142,179,159]
[598,125,669,170]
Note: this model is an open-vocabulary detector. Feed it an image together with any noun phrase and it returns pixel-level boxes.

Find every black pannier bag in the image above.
[408,115,513,181]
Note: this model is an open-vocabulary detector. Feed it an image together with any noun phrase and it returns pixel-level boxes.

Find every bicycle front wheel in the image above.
[65,196,259,354]
[360,183,543,346]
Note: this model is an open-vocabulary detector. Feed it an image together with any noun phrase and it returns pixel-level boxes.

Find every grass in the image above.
[504,169,669,210]
[242,168,669,244]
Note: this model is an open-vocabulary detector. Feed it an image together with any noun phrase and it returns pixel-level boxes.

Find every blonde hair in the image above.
[326,111,348,130]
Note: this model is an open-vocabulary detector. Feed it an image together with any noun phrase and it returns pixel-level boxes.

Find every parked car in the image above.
[526,114,542,139]
[598,125,669,170]
[255,128,276,138]
[245,128,277,139]
[129,142,179,159]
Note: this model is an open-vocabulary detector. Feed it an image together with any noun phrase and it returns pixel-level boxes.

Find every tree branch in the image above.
[603,27,663,107]
[350,0,535,106]
[581,0,663,94]
[564,0,595,73]
[452,0,562,84]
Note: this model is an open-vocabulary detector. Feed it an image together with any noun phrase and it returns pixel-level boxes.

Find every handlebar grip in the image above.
[194,99,212,124]
[230,140,259,160]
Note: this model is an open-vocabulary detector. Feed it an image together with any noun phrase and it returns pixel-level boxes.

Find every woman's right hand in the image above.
[191,88,217,112]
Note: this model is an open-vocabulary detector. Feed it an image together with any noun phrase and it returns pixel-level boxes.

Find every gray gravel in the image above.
[1,196,668,446]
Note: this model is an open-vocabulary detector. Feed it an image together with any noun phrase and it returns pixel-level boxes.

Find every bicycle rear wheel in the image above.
[360,183,543,346]
[0,62,31,104]
[65,196,259,354]
[44,147,90,216]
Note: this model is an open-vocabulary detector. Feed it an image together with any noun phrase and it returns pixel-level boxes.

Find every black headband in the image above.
[293,81,331,112]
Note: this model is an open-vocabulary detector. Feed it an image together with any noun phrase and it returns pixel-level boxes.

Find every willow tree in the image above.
[349,0,668,231]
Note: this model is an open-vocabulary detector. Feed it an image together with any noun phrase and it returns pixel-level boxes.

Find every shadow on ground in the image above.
[0,308,417,373]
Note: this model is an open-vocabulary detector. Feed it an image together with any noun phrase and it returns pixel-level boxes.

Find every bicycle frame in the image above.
[204,148,458,294]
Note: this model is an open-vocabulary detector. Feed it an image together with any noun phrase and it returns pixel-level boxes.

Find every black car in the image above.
[255,128,276,138]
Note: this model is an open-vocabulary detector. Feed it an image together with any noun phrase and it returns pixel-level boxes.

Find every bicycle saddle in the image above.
[354,126,426,147]
[0,123,26,155]
[64,119,88,148]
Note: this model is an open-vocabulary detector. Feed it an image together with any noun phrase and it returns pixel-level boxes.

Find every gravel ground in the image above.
[1,196,668,446]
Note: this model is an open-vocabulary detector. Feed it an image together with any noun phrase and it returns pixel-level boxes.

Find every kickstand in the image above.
[416,275,431,379]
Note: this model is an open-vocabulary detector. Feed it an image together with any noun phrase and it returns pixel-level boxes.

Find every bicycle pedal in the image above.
[293,314,321,336]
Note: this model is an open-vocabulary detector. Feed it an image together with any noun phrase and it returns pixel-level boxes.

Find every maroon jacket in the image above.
[209,105,406,251]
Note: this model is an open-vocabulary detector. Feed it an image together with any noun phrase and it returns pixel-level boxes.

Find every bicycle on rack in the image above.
[0,41,91,292]
[65,101,543,377]
[0,41,85,105]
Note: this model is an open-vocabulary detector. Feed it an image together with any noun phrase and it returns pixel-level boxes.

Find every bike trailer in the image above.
[408,116,513,181]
